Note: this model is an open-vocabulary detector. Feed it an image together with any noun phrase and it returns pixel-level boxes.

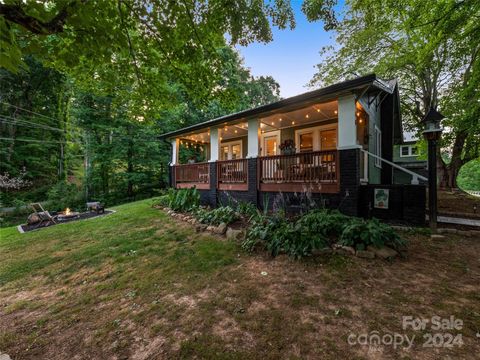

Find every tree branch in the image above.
[0,1,80,35]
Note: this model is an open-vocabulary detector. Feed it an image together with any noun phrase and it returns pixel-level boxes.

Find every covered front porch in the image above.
[169,94,369,194]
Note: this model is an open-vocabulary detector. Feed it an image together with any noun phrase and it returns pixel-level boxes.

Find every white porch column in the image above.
[170,138,179,165]
[337,94,359,149]
[209,127,219,162]
[247,118,260,158]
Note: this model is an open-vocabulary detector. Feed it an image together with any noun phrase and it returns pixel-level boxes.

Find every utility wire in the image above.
[0,118,78,134]
[1,117,162,143]
[0,102,59,122]
[0,117,68,133]
[0,137,80,145]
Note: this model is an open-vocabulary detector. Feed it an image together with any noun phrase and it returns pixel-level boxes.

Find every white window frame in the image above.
[260,130,280,156]
[400,145,418,157]
[374,125,382,168]
[220,140,242,160]
[294,123,337,153]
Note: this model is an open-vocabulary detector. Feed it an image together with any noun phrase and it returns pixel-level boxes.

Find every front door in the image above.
[261,131,280,156]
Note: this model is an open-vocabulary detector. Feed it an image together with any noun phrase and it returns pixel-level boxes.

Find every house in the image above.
[160,74,426,224]
[393,133,428,184]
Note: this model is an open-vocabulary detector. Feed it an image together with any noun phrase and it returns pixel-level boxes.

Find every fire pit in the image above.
[57,208,80,222]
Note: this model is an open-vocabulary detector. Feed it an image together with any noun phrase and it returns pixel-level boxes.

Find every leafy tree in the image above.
[308,0,480,188]
[0,57,77,202]
[457,158,480,192]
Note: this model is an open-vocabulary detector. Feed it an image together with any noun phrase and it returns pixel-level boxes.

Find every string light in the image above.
[291,121,295,125]
[305,114,309,119]
[334,110,338,115]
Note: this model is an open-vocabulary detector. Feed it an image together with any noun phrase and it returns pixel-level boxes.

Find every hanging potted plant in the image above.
[279,139,296,155]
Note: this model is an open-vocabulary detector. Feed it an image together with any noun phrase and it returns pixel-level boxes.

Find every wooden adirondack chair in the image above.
[29,203,57,229]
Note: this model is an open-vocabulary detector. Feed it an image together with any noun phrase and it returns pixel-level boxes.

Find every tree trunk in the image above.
[127,125,134,199]
[438,130,468,189]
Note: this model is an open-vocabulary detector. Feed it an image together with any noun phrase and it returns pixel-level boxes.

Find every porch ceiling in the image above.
[175,100,338,142]
[160,74,394,140]
[259,99,337,133]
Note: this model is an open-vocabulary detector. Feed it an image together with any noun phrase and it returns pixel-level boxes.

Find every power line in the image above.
[0,117,67,133]
[0,101,59,122]
[0,117,87,140]
[0,137,79,144]
[1,117,162,143]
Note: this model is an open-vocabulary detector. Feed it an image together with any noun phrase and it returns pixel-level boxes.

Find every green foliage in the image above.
[339,218,406,251]
[457,158,480,191]
[194,206,238,226]
[46,181,85,212]
[243,209,405,258]
[243,213,328,259]
[0,0,293,106]
[296,210,349,244]
[236,201,260,220]
[165,188,200,212]
[309,0,480,186]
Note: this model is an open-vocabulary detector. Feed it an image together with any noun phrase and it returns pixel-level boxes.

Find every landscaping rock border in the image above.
[162,207,244,241]
[160,207,401,260]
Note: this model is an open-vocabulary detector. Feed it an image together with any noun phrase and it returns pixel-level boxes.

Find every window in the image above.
[299,132,313,152]
[221,140,242,160]
[400,145,418,157]
[320,129,337,150]
[295,125,337,153]
[231,144,241,159]
[264,136,278,156]
[374,126,382,168]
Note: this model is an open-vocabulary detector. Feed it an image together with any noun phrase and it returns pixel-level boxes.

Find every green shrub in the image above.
[154,194,169,207]
[339,218,406,251]
[165,187,200,212]
[194,206,238,225]
[236,201,260,220]
[47,181,85,211]
[296,210,349,244]
[242,208,405,258]
[242,215,287,255]
[242,214,328,259]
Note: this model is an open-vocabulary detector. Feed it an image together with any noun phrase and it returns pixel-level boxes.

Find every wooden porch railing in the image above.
[217,158,248,191]
[258,150,339,193]
[173,162,210,189]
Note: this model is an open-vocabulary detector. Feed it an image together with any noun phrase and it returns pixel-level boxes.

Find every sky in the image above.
[236,1,343,98]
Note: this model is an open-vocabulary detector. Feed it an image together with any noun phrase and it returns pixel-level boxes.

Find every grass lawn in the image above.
[1,199,479,359]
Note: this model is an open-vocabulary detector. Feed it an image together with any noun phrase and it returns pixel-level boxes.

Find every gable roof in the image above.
[159,74,397,140]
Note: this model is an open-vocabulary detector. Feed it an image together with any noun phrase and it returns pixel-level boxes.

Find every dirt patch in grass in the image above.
[437,189,480,217]
[1,199,479,359]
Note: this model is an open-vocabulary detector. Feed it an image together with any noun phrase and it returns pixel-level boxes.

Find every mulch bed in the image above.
[18,210,115,233]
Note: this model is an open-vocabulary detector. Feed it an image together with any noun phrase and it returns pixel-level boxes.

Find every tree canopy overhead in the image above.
[309,0,480,187]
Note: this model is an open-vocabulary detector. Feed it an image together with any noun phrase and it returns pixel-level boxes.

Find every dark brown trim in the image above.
[218,183,248,191]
